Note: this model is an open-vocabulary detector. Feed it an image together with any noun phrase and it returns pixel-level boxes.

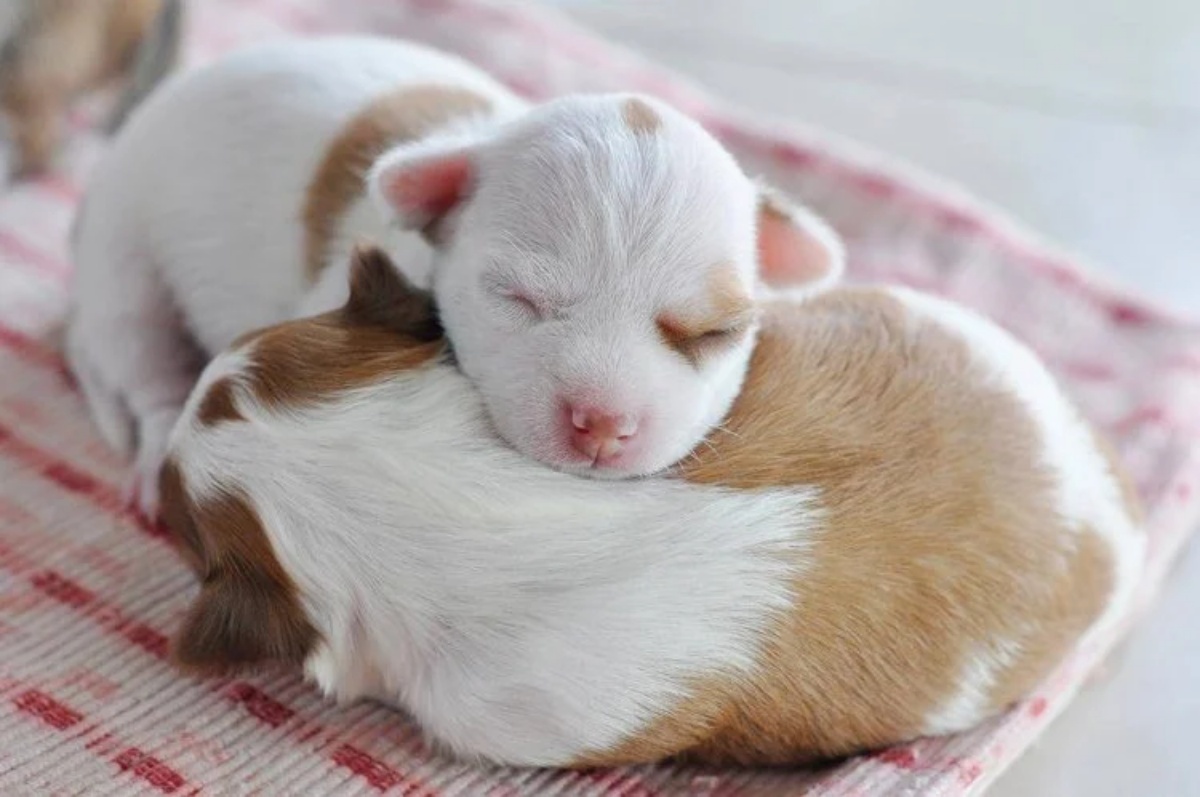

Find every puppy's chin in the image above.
[523,437,678,481]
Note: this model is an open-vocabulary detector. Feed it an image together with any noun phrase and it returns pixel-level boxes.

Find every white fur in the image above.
[165,281,1143,762]
[67,36,845,514]
[172,345,816,766]
[366,94,782,479]
[888,288,1146,734]
[66,37,524,513]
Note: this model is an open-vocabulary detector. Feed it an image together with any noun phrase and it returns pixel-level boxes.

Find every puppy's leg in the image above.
[66,251,203,519]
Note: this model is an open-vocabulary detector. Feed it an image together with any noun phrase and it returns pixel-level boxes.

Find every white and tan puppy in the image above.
[67,36,843,514]
[161,247,1143,768]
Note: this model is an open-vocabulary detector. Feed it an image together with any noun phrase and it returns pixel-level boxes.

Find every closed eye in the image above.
[484,273,547,322]
[504,290,544,320]
[657,315,753,365]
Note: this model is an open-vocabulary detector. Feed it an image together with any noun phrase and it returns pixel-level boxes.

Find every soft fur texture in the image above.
[0,0,177,178]
[160,248,1144,769]
[66,36,843,517]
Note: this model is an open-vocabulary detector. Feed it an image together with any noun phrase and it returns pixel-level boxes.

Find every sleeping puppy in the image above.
[66,36,843,517]
[0,0,182,178]
[160,246,1143,768]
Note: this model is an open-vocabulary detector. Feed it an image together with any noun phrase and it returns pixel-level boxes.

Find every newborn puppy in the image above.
[66,36,842,515]
[0,0,180,178]
[160,247,1143,768]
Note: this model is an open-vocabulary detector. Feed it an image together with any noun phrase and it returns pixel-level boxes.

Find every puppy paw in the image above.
[127,406,184,520]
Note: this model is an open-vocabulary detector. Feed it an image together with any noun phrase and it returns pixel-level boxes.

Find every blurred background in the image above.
[537,2,1199,795]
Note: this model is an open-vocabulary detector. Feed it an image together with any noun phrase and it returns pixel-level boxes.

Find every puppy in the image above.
[0,0,181,178]
[66,36,843,515]
[160,246,1144,768]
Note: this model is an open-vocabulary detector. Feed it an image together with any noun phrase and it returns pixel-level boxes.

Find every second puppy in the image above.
[68,36,843,516]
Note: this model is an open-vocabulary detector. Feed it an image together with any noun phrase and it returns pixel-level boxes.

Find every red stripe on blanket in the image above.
[13,688,84,730]
[0,527,390,790]
[0,419,166,540]
[1,549,335,766]
[227,682,296,728]
[579,769,658,797]
[26,568,169,660]
[114,747,189,794]
[11,686,197,793]
[0,324,66,370]
[332,743,428,794]
[0,229,70,280]
[873,746,920,770]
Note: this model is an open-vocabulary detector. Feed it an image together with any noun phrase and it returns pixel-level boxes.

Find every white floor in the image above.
[538,2,1200,794]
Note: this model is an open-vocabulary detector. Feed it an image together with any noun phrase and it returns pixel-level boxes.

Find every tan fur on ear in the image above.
[158,458,319,674]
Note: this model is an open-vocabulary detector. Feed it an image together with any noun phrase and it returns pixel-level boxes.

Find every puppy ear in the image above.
[342,246,442,341]
[755,183,845,296]
[368,140,476,246]
[166,482,318,675]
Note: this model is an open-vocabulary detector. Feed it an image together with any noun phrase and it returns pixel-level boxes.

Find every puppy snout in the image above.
[567,405,639,464]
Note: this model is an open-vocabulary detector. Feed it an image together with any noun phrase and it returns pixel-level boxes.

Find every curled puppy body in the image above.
[0,0,180,178]
[67,36,843,516]
[161,247,1144,768]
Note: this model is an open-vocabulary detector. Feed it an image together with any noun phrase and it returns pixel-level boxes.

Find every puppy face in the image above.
[371,94,843,477]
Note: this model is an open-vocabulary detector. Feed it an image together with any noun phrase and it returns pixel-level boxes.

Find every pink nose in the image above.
[568,406,639,464]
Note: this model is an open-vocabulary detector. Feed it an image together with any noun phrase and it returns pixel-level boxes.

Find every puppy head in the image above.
[160,247,442,675]
[369,94,843,478]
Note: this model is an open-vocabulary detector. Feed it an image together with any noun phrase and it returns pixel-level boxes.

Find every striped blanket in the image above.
[1,1,1198,794]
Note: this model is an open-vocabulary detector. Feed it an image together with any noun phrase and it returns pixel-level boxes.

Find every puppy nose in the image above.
[569,406,638,463]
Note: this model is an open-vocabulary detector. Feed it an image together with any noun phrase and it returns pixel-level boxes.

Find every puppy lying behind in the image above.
[0,0,182,178]
[161,247,1144,768]
[68,36,843,516]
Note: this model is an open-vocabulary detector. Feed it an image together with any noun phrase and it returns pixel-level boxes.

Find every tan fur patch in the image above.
[621,97,661,134]
[985,529,1113,710]
[195,377,243,427]
[0,0,164,175]
[579,289,1123,767]
[657,266,755,364]
[158,457,319,674]
[302,85,493,281]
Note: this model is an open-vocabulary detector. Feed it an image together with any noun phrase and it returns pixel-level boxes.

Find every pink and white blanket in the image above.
[1,1,1198,794]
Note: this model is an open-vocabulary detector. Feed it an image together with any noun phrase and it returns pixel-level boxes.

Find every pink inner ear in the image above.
[382,153,472,222]
[757,203,836,288]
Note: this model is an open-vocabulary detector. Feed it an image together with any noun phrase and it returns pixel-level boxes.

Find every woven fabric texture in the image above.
[1,1,1198,794]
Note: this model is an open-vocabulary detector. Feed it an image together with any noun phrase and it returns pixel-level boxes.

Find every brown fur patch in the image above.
[657,266,755,364]
[0,0,165,175]
[621,97,661,134]
[161,248,445,678]
[579,289,1123,767]
[195,377,243,427]
[245,248,445,410]
[158,457,319,674]
[302,85,493,281]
